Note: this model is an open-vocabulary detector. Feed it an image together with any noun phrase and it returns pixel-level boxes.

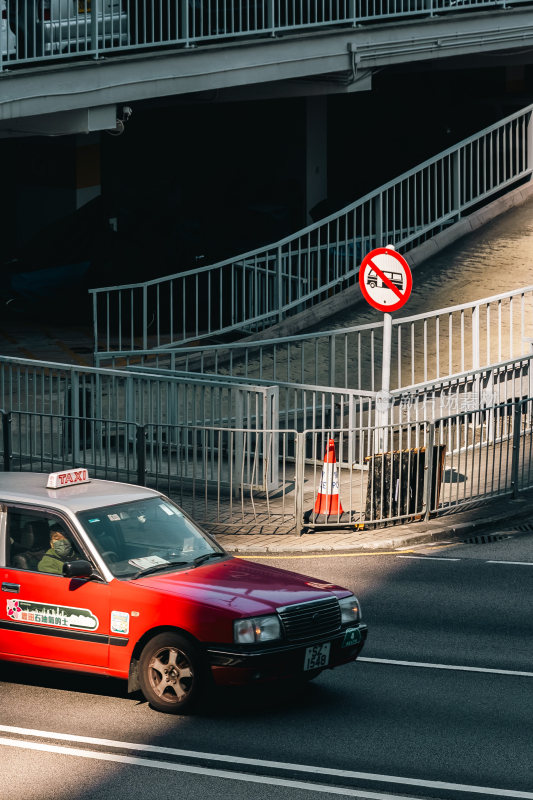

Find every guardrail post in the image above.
[423,422,435,521]
[452,150,461,221]
[267,0,275,35]
[264,387,279,490]
[295,432,305,533]
[181,0,191,45]
[373,195,382,248]
[92,291,99,356]
[511,400,522,498]
[91,0,100,59]
[277,245,284,322]
[471,305,480,371]
[2,410,12,472]
[328,335,335,388]
[233,389,244,498]
[142,285,148,350]
[471,305,481,428]
[136,425,147,486]
[527,110,533,176]
[71,371,81,462]
[125,375,136,443]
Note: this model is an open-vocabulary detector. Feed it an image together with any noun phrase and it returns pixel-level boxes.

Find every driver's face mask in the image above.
[53,539,74,559]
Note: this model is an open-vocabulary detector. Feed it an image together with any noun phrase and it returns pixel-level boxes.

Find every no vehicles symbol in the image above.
[359,247,412,312]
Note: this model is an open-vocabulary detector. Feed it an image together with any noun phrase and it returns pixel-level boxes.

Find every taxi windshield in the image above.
[77,497,225,579]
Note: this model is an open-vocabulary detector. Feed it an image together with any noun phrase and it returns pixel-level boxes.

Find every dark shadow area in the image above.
[443,468,468,484]
[0,660,133,702]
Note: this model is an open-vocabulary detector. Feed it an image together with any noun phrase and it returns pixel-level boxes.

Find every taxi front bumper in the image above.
[207,622,368,685]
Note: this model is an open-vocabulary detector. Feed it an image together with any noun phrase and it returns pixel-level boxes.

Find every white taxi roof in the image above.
[0,472,159,514]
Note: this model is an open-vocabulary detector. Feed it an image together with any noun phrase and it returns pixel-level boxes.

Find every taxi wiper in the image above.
[192,552,225,568]
[132,560,189,580]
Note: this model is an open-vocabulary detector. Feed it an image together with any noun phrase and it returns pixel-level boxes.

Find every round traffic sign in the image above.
[359,247,412,312]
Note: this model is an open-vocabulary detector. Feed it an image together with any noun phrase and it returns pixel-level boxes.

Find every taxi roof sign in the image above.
[47,468,90,489]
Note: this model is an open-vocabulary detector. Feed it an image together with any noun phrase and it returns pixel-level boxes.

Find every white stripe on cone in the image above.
[314,445,343,516]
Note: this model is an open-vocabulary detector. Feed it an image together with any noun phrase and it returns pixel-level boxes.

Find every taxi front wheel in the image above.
[138,632,204,714]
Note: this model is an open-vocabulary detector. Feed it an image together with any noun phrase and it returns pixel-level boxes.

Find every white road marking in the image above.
[0,736,414,800]
[396,555,460,561]
[397,555,533,566]
[1,727,533,798]
[358,657,533,677]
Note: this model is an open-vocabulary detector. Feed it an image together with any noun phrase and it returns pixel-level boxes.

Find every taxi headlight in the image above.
[234,614,281,644]
[338,595,361,624]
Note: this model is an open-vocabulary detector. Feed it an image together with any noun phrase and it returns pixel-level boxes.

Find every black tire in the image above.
[138,632,205,714]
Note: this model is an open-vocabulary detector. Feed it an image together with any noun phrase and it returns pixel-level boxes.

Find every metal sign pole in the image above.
[378,312,392,453]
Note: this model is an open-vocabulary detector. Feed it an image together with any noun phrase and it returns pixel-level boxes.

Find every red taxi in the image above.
[0,470,367,713]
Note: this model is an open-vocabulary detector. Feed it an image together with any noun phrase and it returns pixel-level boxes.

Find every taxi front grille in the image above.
[277,597,341,642]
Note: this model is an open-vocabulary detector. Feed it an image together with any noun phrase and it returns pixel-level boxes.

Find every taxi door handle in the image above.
[1,582,20,593]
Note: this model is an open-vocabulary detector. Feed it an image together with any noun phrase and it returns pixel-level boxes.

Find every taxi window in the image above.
[5,508,83,574]
[77,497,223,579]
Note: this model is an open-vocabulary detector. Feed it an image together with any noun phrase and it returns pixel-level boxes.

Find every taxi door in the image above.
[0,506,110,669]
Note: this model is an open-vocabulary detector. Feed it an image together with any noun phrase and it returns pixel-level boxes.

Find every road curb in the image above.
[219,500,533,555]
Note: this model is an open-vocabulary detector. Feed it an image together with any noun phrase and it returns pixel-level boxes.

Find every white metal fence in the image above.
[0,355,284,490]
[3,0,531,67]
[91,105,533,354]
[95,284,533,394]
[3,397,533,532]
[0,355,279,427]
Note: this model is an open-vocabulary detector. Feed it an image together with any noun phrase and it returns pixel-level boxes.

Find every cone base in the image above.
[304,510,354,527]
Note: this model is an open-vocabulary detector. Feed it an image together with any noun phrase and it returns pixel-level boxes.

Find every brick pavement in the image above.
[212,490,533,553]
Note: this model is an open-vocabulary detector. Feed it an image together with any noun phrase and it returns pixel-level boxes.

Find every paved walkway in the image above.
[213,489,533,553]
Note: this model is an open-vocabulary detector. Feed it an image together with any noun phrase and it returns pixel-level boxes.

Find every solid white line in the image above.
[358,657,533,677]
[1,727,533,799]
[486,561,533,566]
[396,555,460,561]
[0,737,418,800]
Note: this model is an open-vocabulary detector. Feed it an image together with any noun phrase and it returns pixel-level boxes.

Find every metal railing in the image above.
[2,396,532,532]
[3,0,531,69]
[387,354,533,427]
[0,354,279,427]
[95,284,533,393]
[91,104,533,354]
[0,353,381,470]
[0,354,284,488]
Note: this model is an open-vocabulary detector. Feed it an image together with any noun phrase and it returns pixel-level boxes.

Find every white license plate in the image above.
[303,642,330,671]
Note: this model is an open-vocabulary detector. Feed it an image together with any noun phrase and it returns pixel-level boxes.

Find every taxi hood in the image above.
[134,556,348,616]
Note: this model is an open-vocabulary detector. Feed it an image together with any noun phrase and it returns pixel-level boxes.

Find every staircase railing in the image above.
[91,104,533,354]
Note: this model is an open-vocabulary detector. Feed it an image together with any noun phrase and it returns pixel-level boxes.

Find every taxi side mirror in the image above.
[63,560,94,579]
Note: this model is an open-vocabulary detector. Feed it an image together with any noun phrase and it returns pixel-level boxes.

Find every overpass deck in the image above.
[2,3,533,132]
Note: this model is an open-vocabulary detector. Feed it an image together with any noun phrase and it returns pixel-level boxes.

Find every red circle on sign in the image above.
[359,247,412,312]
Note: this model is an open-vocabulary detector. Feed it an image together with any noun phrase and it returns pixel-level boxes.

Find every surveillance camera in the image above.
[122,106,133,121]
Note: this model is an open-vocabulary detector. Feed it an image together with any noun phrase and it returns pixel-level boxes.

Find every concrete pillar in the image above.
[305,96,328,224]
[75,133,102,209]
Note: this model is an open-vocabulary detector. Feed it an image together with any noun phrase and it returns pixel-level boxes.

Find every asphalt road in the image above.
[1,530,533,800]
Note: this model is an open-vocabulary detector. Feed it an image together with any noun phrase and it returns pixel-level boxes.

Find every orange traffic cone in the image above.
[314,438,344,517]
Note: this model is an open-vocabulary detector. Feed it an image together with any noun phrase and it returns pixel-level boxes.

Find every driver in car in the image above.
[38,526,78,575]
